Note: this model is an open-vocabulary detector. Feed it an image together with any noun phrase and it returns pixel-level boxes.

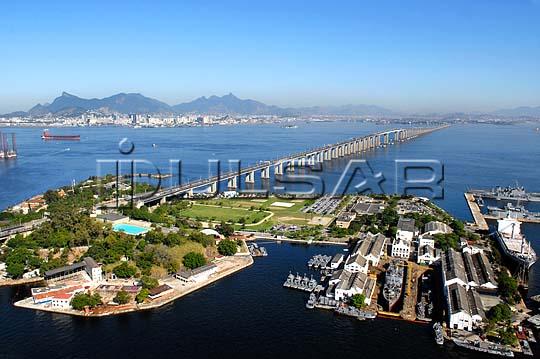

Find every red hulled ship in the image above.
[41,130,80,141]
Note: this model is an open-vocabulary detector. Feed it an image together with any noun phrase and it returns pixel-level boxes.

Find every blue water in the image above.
[1,122,540,358]
[112,223,149,236]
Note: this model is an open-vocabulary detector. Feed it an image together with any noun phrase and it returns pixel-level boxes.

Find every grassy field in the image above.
[181,203,269,224]
[193,197,331,230]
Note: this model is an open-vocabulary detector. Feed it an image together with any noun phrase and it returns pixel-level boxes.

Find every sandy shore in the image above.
[14,255,254,317]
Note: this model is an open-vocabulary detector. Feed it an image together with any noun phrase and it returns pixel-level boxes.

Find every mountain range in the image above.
[3,92,540,117]
[6,92,394,117]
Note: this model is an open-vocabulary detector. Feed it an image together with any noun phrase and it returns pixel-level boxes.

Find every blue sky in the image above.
[1,0,539,113]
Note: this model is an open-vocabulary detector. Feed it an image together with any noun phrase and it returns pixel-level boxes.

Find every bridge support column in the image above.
[160,197,167,205]
[227,176,237,189]
[288,159,295,172]
[274,162,283,176]
[261,166,270,179]
[245,171,255,184]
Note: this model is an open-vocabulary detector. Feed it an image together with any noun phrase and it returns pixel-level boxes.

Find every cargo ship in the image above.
[382,260,404,311]
[495,215,537,269]
[41,130,80,141]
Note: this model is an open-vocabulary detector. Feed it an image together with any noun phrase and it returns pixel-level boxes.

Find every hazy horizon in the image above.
[1,0,540,114]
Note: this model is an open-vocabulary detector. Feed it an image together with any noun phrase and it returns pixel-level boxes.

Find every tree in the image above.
[43,190,61,204]
[136,288,149,303]
[218,221,235,237]
[71,292,102,310]
[114,290,130,305]
[217,239,237,256]
[182,252,206,269]
[113,262,137,278]
[497,270,518,302]
[350,294,366,309]
[488,303,512,324]
[140,275,159,290]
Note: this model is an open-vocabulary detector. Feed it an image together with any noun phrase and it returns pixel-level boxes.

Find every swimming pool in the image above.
[112,223,149,236]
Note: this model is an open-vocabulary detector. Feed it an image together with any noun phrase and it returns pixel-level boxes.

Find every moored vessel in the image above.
[382,260,404,311]
[495,215,537,269]
[41,130,80,141]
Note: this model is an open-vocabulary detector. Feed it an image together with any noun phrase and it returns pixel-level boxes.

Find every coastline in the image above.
[0,276,44,288]
[13,254,254,317]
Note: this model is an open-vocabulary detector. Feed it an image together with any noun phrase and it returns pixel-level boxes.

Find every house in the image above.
[333,270,376,304]
[391,217,416,259]
[418,234,435,248]
[417,244,440,265]
[396,217,416,241]
[344,253,369,274]
[424,221,452,235]
[441,249,497,291]
[391,238,412,259]
[175,263,218,283]
[354,232,387,266]
[447,283,485,331]
[44,257,103,283]
[352,202,385,215]
[335,212,356,229]
[96,213,129,225]
[31,285,84,308]
[148,284,174,299]
[329,253,345,269]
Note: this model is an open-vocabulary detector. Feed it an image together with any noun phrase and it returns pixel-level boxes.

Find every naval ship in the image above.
[383,260,404,311]
[495,215,537,269]
[470,183,540,202]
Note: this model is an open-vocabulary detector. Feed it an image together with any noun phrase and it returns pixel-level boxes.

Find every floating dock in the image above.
[464,193,489,231]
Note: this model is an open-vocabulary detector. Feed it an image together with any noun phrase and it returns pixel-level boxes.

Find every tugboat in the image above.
[433,322,444,345]
[495,214,537,269]
[383,260,404,311]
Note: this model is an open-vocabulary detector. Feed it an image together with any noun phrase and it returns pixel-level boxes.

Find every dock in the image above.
[464,193,489,231]
[483,214,540,224]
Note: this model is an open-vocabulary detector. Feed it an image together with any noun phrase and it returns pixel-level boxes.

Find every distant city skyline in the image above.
[1,0,540,113]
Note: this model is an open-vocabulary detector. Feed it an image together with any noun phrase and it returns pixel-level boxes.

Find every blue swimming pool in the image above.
[112,223,149,235]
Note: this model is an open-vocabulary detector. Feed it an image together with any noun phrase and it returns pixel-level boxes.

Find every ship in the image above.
[469,183,540,202]
[487,203,540,221]
[382,260,404,311]
[41,130,80,141]
[0,131,17,160]
[494,215,537,269]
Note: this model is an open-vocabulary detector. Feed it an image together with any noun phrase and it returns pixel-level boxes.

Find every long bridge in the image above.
[132,126,448,206]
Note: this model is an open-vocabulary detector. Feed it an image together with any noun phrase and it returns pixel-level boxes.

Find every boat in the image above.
[41,130,80,141]
[452,338,514,357]
[470,183,540,202]
[382,260,404,311]
[433,322,444,345]
[306,293,316,309]
[495,215,537,269]
[487,203,540,221]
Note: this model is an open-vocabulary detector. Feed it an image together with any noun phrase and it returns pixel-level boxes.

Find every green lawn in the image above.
[181,204,268,224]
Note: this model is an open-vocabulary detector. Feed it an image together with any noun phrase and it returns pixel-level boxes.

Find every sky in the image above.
[0,0,539,114]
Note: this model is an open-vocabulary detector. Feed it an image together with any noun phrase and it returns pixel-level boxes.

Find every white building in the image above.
[344,254,369,274]
[175,263,218,283]
[329,253,345,269]
[333,270,376,304]
[447,283,485,331]
[354,232,387,266]
[417,244,440,265]
[424,221,452,236]
[391,217,416,259]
